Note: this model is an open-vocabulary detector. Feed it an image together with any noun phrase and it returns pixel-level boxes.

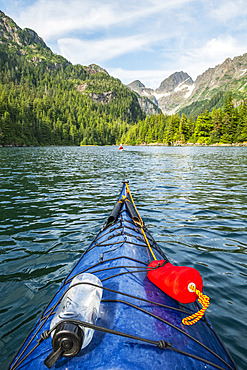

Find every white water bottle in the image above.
[50,273,103,349]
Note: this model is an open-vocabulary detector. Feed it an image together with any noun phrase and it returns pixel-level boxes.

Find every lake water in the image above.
[0,146,246,369]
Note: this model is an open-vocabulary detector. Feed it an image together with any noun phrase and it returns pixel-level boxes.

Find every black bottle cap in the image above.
[44,322,84,368]
[52,322,84,357]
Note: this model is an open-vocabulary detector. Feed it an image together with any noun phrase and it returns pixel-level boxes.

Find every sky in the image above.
[0,0,247,88]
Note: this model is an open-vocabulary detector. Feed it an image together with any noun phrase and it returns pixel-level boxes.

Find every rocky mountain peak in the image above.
[191,53,247,104]
[0,10,69,67]
[128,53,247,116]
[156,71,193,94]
[127,71,195,115]
[85,64,109,75]
[0,10,20,44]
[0,10,47,49]
[21,28,47,48]
[128,80,146,89]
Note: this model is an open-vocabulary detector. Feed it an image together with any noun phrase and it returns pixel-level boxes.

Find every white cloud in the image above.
[112,34,247,88]
[57,30,172,65]
[57,35,151,65]
[58,34,247,88]
[179,35,247,79]
[3,0,247,90]
[15,0,193,40]
[191,36,245,61]
[16,1,117,39]
[208,0,247,22]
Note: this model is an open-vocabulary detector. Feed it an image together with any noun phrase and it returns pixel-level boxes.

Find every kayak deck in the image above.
[9,182,236,370]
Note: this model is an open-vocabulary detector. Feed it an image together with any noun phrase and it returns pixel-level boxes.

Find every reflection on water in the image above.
[0,146,246,369]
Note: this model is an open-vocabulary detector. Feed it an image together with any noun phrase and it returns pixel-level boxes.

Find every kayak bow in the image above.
[9,182,236,370]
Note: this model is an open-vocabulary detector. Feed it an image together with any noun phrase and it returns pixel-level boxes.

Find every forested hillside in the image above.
[0,10,146,146]
[0,10,247,147]
[122,95,247,145]
[0,43,145,146]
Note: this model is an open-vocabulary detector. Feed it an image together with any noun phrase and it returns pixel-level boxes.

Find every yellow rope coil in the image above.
[182,284,210,325]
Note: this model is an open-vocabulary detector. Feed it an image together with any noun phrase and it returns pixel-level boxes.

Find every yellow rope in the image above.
[182,284,210,325]
[125,184,210,325]
[125,183,157,261]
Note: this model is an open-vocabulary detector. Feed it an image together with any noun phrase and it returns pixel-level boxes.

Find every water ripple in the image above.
[0,146,246,369]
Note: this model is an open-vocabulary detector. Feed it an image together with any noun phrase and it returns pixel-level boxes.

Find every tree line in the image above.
[122,95,247,145]
[0,43,247,147]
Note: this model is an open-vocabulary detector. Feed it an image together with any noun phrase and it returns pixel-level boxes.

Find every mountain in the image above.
[0,10,157,118]
[0,10,68,66]
[128,56,247,116]
[0,10,146,146]
[128,72,195,115]
[155,72,194,114]
[180,55,247,117]
[127,80,157,103]
[1,10,247,147]
[156,71,193,94]
[126,80,160,115]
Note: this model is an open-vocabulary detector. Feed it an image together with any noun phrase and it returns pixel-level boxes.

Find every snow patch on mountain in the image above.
[153,92,171,100]
[239,69,247,77]
[184,84,195,98]
[127,54,247,115]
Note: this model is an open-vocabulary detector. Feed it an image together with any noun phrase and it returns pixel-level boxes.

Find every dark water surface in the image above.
[0,146,246,369]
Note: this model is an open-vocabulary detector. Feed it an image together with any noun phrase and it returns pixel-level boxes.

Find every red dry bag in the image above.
[147,260,203,304]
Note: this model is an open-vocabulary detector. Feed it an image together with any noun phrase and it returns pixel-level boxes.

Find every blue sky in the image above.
[1,0,247,88]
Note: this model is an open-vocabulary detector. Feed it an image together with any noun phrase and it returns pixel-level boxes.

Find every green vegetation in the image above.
[0,12,247,147]
[122,96,247,145]
[179,91,229,119]
[0,43,145,146]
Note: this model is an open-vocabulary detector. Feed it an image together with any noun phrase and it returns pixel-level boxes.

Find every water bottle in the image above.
[44,273,103,369]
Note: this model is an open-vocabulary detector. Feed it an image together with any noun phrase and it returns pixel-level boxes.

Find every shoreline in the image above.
[1,142,247,148]
[139,142,247,147]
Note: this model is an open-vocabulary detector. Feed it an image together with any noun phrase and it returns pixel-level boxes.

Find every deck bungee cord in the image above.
[10,240,232,369]
[9,182,236,370]
[10,279,233,370]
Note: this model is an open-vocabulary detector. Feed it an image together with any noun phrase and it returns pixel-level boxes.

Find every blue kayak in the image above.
[9,182,236,370]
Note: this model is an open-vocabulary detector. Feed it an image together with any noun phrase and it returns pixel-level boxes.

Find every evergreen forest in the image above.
[1,43,247,147]
[124,96,247,145]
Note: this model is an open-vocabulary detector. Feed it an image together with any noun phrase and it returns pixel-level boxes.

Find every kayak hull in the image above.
[9,183,236,370]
